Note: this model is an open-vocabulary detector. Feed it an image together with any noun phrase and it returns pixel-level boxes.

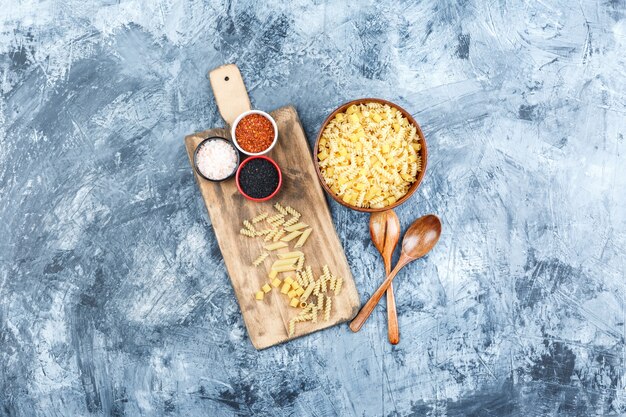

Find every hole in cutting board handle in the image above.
[209,64,252,126]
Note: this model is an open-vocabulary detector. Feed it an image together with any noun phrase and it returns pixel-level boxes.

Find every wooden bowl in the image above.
[313,98,428,213]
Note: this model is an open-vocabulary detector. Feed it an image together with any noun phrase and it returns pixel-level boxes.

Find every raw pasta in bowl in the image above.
[314,99,427,212]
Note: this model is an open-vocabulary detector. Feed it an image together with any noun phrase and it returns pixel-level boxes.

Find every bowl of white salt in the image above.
[193,137,240,182]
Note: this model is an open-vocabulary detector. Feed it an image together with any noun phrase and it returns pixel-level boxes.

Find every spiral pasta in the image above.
[324,296,332,321]
[272,229,286,242]
[285,206,300,217]
[334,276,343,295]
[283,215,300,227]
[245,204,346,338]
[252,212,268,223]
[240,228,255,237]
[274,203,288,216]
[318,102,422,208]
[253,252,269,266]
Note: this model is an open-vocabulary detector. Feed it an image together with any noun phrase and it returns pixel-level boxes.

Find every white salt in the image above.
[196,139,238,180]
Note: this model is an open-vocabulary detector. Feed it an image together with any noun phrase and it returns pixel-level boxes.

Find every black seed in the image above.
[239,158,279,199]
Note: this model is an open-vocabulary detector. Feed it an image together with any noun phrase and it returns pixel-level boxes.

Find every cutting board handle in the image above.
[209,64,252,127]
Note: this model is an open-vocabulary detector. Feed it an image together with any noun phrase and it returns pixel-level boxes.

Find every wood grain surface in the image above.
[208,65,251,126]
[184,106,360,349]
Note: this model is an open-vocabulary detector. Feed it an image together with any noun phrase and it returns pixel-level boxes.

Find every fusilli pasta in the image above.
[318,102,422,208]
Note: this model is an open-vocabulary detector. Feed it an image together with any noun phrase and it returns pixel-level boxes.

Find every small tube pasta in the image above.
[268,269,278,279]
[281,282,291,294]
[295,287,304,296]
[271,278,282,288]
[272,263,298,272]
[284,276,294,286]
[288,290,298,298]
[262,284,271,293]
[255,291,264,300]
[264,242,288,251]
[284,222,308,232]
[280,230,303,242]
[289,298,299,308]
[294,228,313,248]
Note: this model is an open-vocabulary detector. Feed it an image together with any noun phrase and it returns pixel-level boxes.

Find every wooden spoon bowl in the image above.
[313,98,428,213]
[350,214,442,333]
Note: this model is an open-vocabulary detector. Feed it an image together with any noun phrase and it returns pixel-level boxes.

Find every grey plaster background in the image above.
[1,0,625,416]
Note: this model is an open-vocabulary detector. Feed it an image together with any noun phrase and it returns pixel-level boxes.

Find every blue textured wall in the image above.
[1,1,625,416]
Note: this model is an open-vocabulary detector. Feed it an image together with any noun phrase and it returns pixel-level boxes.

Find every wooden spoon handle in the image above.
[350,260,405,333]
[386,282,399,344]
[384,259,399,344]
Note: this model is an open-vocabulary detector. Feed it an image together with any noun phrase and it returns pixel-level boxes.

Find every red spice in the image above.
[235,114,275,153]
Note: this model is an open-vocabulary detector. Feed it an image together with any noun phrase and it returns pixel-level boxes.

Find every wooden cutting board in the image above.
[184,64,360,349]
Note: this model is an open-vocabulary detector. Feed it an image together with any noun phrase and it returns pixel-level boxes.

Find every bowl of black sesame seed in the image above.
[235,156,282,202]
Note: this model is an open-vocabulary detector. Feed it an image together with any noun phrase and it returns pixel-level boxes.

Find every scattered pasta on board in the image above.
[240,202,344,337]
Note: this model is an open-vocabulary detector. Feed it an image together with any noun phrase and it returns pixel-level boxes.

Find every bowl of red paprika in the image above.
[231,110,278,156]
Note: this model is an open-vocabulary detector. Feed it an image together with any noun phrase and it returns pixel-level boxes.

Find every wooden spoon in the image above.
[370,211,401,344]
[350,214,442,333]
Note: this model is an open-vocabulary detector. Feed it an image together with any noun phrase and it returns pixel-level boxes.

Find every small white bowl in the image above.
[231,110,278,156]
